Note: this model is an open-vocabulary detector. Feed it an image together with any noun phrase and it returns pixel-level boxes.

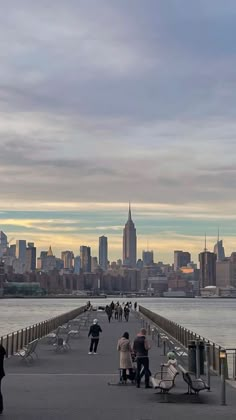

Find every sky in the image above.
[1,0,236,263]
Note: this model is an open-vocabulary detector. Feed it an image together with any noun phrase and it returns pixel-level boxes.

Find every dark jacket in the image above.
[133,335,148,357]
[88,324,102,339]
[0,345,6,379]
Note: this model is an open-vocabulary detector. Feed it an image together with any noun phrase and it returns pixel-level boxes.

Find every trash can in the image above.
[188,341,205,375]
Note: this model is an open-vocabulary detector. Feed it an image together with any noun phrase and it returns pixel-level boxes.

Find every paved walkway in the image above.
[2,310,236,419]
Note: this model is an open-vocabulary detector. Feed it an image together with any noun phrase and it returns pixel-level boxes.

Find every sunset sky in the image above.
[1,1,236,263]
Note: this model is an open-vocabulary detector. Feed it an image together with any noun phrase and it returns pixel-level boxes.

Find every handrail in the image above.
[139,305,236,378]
[0,305,85,357]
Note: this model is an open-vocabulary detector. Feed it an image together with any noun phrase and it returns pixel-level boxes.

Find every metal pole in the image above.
[151,328,154,340]
[221,357,226,406]
[157,332,160,348]
[205,343,211,390]
[196,340,200,379]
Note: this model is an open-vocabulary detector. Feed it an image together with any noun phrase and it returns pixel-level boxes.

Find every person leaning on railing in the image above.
[0,343,6,415]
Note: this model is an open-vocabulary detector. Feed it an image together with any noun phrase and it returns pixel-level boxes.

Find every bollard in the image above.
[205,343,211,391]
[196,340,200,379]
[220,350,227,406]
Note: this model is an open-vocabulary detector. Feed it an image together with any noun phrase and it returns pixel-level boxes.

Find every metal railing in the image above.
[139,305,236,379]
[0,305,85,357]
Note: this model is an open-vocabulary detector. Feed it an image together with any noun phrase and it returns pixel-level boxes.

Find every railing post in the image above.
[196,340,200,379]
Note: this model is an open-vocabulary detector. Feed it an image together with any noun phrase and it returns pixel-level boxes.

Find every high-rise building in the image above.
[99,236,108,271]
[213,232,225,262]
[142,250,154,266]
[199,250,216,288]
[16,240,26,266]
[216,252,236,288]
[25,242,36,272]
[123,203,137,268]
[174,250,191,271]
[0,231,7,257]
[91,256,98,272]
[80,246,91,273]
[61,251,74,269]
[73,256,81,274]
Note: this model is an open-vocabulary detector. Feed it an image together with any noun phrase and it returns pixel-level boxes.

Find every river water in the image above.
[0,297,235,348]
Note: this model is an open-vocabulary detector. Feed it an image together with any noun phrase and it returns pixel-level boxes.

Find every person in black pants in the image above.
[88,319,102,354]
[133,328,151,388]
[0,344,6,415]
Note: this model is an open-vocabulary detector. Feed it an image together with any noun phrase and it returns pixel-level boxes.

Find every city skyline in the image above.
[1,2,236,262]
[0,206,233,265]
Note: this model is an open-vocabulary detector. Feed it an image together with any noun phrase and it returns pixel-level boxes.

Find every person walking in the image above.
[118,306,123,322]
[117,332,134,383]
[106,306,112,323]
[88,319,102,355]
[133,328,151,388]
[0,344,6,415]
[124,306,130,322]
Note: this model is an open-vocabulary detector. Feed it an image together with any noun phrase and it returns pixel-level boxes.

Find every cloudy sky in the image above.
[1,0,236,263]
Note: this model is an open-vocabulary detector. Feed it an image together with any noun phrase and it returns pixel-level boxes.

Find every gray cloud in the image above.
[0,1,236,208]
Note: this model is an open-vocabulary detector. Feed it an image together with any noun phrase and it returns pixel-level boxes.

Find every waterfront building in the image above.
[123,203,137,268]
[99,236,108,271]
[25,242,36,272]
[142,250,154,266]
[174,250,191,271]
[16,240,26,266]
[61,250,74,270]
[80,246,91,273]
[199,250,216,288]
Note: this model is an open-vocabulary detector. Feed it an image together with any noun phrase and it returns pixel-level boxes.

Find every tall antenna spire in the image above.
[128,201,131,221]
[204,233,207,252]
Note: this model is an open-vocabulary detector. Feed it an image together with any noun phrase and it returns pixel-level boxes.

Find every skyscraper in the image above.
[213,230,225,261]
[16,240,26,265]
[142,250,154,266]
[99,236,108,271]
[25,242,36,272]
[0,231,7,257]
[61,250,74,269]
[123,203,137,268]
[174,250,191,271]
[80,246,91,273]
[199,250,216,288]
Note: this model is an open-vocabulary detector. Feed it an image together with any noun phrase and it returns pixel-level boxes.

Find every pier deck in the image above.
[3,310,236,419]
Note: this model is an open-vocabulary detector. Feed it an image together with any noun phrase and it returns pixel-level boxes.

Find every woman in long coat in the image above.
[117,332,133,383]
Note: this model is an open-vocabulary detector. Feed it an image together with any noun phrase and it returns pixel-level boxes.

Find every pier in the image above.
[3,309,236,419]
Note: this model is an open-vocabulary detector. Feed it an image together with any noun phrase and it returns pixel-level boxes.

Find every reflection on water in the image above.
[0,297,235,348]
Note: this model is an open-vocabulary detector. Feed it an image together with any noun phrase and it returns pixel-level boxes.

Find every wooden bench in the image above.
[178,365,210,394]
[15,339,39,362]
[150,364,179,394]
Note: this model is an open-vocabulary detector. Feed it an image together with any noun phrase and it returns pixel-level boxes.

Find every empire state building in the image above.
[123,203,137,267]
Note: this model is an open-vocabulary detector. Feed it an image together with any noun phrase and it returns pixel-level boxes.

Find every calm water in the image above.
[0,297,235,348]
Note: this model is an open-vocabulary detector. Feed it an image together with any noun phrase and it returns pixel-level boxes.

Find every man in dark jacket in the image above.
[133,328,151,388]
[0,344,6,414]
[88,319,102,354]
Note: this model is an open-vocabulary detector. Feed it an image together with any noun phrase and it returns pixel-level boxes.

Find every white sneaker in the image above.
[93,352,98,355]
[88,352,92,355]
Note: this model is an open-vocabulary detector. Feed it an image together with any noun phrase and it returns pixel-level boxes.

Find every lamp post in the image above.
[220,349,227,406]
